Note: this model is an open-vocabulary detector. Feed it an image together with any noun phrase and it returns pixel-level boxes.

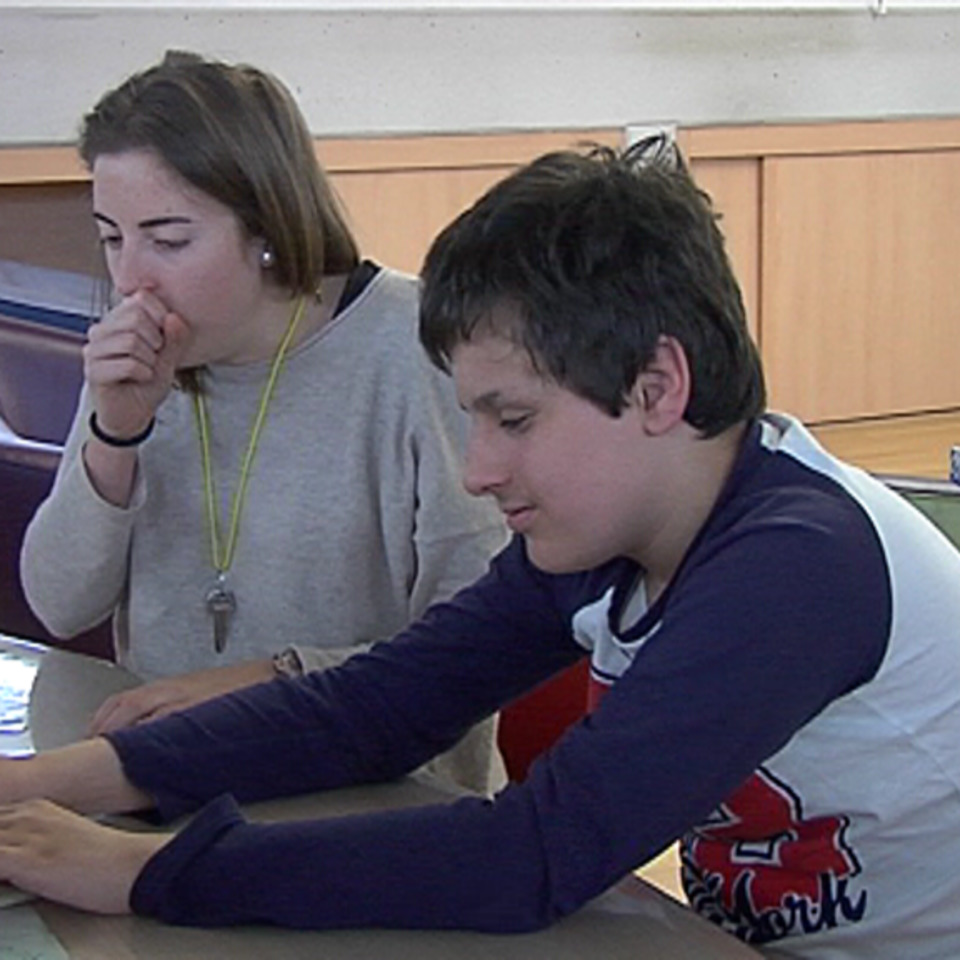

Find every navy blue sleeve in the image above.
[107,537,584,820]
[121,490,891,933]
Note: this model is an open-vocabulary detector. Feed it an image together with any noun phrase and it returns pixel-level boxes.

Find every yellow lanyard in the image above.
[193,296,306,576]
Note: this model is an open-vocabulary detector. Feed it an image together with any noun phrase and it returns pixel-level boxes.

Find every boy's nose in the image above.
[462,433,508,498]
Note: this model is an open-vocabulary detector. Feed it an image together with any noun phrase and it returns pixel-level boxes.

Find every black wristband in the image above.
[88,411,156,448]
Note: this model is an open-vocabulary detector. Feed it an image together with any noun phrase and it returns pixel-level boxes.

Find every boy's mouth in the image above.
[502,504,535,532]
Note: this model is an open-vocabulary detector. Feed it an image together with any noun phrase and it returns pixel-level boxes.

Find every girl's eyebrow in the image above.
[465,390,505,414]
[93,212,193,229]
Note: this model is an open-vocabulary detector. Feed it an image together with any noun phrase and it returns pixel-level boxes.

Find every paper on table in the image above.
[0,904,68,959]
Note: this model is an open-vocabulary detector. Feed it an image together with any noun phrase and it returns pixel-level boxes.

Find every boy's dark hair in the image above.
[420,137,765,437]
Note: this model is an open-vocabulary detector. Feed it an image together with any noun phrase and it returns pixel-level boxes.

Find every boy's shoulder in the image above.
[700,414,897,592]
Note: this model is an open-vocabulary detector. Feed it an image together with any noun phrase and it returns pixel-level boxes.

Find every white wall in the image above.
[1,5,958,144]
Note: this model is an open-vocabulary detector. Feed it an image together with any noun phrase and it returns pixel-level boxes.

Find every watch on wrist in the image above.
[272,647,304,679]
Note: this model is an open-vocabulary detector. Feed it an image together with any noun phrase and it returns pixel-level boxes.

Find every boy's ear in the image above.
[630,336,691,435]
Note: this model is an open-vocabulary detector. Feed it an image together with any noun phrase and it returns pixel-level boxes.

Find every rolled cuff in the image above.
[130,794,245,922]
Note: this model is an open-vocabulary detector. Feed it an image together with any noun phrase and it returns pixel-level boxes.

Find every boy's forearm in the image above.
[5,738,153,815]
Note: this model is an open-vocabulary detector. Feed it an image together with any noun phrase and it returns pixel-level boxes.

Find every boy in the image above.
[2,139,960,959]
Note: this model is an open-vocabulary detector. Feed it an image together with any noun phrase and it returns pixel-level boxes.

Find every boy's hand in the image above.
[0,799,168,914]
[89,660,276,735]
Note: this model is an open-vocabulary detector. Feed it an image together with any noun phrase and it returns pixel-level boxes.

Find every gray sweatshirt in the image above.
[21,269,508,793]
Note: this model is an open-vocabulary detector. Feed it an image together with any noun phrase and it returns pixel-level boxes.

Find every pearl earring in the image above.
[260,246,275,269]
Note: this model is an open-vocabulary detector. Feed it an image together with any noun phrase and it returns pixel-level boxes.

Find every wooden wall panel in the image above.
[761,149,960,423]
[329,166,514,277]
[689,158,761,341]
[682,119,960,161]
[321,129,621,276]
[4,121,960,469]
[0,130,621,282]
[0,183,99,276]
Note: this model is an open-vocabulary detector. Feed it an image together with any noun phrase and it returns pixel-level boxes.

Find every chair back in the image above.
[497,660,590,782]
[0,436,113,660]
[0,314,85,444]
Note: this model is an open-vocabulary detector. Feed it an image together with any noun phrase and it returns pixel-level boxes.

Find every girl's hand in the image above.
[84,290,192,440]
[89,660,276,735]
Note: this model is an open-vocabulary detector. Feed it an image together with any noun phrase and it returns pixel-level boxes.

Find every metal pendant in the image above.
[205,574,236,653]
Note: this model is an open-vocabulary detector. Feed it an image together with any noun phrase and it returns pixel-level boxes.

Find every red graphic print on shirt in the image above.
[681,767,868,944]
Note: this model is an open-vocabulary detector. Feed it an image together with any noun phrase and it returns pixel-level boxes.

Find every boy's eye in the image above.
[154,238,189,251]
[98,235,122,250]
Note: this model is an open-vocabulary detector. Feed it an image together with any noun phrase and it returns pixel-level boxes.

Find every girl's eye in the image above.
[98,235,122,250]
[154,238,189,251]
[500,414,532,434]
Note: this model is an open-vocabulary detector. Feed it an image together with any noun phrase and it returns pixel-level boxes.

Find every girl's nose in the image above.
[108,245,149,299]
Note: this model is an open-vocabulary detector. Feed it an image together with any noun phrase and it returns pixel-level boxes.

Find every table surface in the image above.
[2,636,761,959]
